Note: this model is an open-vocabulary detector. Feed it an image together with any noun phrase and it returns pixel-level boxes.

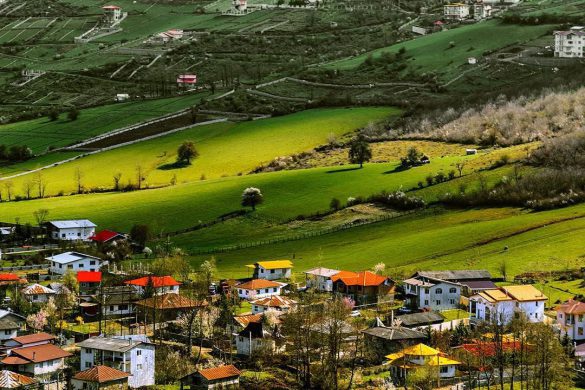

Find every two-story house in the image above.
[403,270,494,311]
[557,300,585,341]
[470,285,547,324]
[44,220,96,241]
[246,260,293,281]
[77,336,155,388]
[46,252,104,275]
[304,267,340,292]
[444,3,470,20]
[1,333,72,388]
[124,276,180,296]
[332,271,394,305]
[236,279,283,300]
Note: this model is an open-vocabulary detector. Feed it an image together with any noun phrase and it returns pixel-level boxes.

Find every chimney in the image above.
[33,352,36,360]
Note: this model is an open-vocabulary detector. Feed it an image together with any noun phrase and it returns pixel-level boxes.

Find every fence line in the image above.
[188,209,419,255]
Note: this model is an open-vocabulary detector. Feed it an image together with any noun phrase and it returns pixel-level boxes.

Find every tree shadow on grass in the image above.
[383,165,410,174]
[157,160,191,170]
[326,167,362,174]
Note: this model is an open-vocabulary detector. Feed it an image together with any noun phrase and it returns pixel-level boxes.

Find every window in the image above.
[61,234,66,238]
[238,289,243,294]
[450,299,455,305]
[535,301,539,306]
[119,304,128,311]
[435,288,443,294]
[424,300,429,305]
[33,295,38,300]
[449,288,457,293]
[424,288,430,294]
[436,300,441,306]
[271,269,275,274]
[79,263,84,268]
[440,366,449,374]
[137,350,142,356]
[4,330,11,335]
[90,260,96,265]
[273,288,277,292]
[78,232,81,236]
[85,362,91,368]
[264,289,268,294]
[260,269,264,273]
[68,265,73,269]
[579,327,584,336]
[110,305,114,311]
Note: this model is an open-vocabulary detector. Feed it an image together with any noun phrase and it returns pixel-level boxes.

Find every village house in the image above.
[332,271,394,305]
[229,313,263,335]
[124,276,180,296]
[179,365,241,390]
[362,322,427,362]
[71,365,130,390]
[386,343,461,380]
[403,270,494,311]
[0,310,26,341]
[154,29,184,44]
[554,27,585,58]
[0,370,37,390]
[44,220,96,242]
[303,267,340,292]
[443,3,470,20]
[236,322,283,356]
[102,5,122,23]
[470,285,547,324]
[77,336,155,388]
[250,295,296,314]
[97,286,139,318]
[135,293,207,322]
[90,230,127,246]
[235,279,283,300]
[473,2,492,19]
[21,284,55,304]
[46,252,104,275]
[77,272,102,296]
[556,299,585,341]
[246,260,293,281]
[1,333,72,388]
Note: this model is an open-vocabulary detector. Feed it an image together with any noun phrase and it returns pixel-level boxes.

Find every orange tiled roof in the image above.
[10,344,72,363]
[233,313,263,327]
[330,271,359,283]
[236,279,281,290]
[250,295,296,308]
[337,271,389,287]
[11,332,55,345]
[198,365,241,381]
[73,365,130,383]
[557,299,585,314]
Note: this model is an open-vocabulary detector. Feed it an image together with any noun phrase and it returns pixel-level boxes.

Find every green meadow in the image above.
[1,107,397,194]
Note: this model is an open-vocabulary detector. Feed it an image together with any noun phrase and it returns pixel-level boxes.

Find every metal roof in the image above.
[396,311,445,327]
[362,326,426,341]
[77,337,142,352]
[46,251,102,265]
[303,267,340,278]
[47,220,96,229]
[415,270,491,281]
[0,370,36,388]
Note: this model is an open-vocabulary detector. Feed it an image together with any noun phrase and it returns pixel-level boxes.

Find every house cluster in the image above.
[554,26,585,58]
[443,0,492,21]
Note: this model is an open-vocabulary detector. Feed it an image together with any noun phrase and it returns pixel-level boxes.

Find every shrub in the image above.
[330,198,341,210]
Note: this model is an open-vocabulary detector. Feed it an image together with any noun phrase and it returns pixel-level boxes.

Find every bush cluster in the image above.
[0,145,32,162]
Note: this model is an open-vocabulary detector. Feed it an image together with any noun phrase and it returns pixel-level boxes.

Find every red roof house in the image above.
[125,276,181,295]
[180,365,241,389]
[73,365,130,385]
[332,271,395,305]
[90,229,126,244]
[77,271,102,284]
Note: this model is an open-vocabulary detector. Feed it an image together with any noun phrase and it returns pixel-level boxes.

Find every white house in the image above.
[236,279,283,300]
[250,295,296,314]
[1,333,71,382]
[0,310,26,341]
[557,299,585,341]
[99,286,139,317]
[246,260,293,281]
[554,27,585,58]
[124,276,180,296]
[473,3,492,19]
[77,336,155,388]
[444,3,470,20]
[470,285,547,324]
[403,278,462,311]
[236,322,284,356]
[46,252,105,275]
[45,220,96,241]
[304,267,340,292]
[21,284,56,303]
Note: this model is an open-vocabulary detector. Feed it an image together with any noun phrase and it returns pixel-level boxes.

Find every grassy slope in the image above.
[1,107,397,195]
[187,204,585,279]
[327,21,553,77]
[0,93,209,153]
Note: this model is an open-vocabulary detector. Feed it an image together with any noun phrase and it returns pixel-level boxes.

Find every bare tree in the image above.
[113,172,122,191]
[22,180,33,200]
[4,181,13,201]
[74,168,84,194]
[33,209,49,227]
[34,172,46,198]
[455,161,466,177]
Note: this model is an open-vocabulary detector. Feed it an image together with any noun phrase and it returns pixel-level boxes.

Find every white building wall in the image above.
[32,358,66,375]
[558,312,585,341]
[51,227,95,241]
[50,258,102,275]
[0,329,18,341]
[128,344,155,388]
[517,300,545,322]
[237,287,281,300]
[257,267,291,281]
[25,293,53,303]
[554,33,585,58]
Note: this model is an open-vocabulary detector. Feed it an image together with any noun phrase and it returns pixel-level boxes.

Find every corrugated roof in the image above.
[198,365,241,381]
[10,332,54,345]
[502,285,547,302]
[403,278,435,287]
[45,252,101,265]
[10,343,72,363]
[0,370,36,388]
[77,337,142,352]
[416,270,491,281]
[362,326,426,341]
[124,276,180,288]
[396,312,445,327]
[47,220,96,229]
[233,314,263,328]
[73,365,130,383]
[250,295,296,308]
[236,279,281,290]
[90,230,124,243]
[21,284,55,296]
[0,317,22,331]
[248,260,293,270]
[304,267,340,278]
[135,293,207,310]
[461,280,497,290]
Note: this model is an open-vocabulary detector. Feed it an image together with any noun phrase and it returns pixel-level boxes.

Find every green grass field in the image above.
[0,93,209,153]
[1,107,397,195]
[326,21,554,79]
